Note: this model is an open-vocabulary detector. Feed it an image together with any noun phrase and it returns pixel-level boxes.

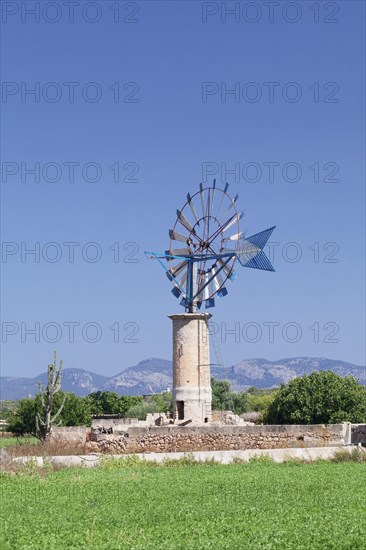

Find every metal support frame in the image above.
[145,251,237,313]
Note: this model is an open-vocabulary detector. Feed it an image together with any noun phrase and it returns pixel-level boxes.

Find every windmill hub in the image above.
[146,182,275,424]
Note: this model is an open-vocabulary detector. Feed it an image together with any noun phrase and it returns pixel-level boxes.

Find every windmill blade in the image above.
[172,268,189,298]
[206,187,211,217]
[180,297,188,308]
[212,273,219,293]
[205,187,213,240]
[202,273,210,301]
[170,259,188,277]
[166,259,188,282]
[171,286,181,299]
[204,212,239,248]
[204,268,217,297]
[222,193,239,219]
[218,287,228,298]
[217,257,233,278]
[222,231,244,243]
[195,264,227,303]
[177,271,187,290]
[187,193,199,224]
[195,271,209,303]
[211,266,223,292]
[222,212,243,234]
[211,179,216,212]
[208,273,218,301]
[169,229,189,243]
[216,182,229,219]
[166,247,190,257]
[176,209,195,233]
[199,183,205,216]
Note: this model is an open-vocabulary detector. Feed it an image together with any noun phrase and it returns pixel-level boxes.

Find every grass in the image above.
[0,436,38,449]
[1,438,89,456]
[1,460,365,549]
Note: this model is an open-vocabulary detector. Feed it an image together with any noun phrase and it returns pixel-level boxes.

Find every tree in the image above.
[7,392,92,436]
[265,371,366,425]
[60,393,92,426]
[6,398,38,436]
[84,391,120,415]
[35,352,66,440]
[124,401,160,421]
[6,390,145,436]
[84,391,143,416]
[246,387,278,414]
[231,391,250,415]
[124,392,173,420]
[150,392,173,414]
[211,378,249,415]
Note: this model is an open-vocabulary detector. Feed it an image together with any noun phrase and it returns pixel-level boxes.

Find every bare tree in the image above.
[36,352,66,441]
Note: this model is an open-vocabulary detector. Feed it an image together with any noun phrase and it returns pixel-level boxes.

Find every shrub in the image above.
[211,378,249,415]
[265,371,366,424]
[248,454,274,463]
[124,401,162,421]
[331,448,366,463]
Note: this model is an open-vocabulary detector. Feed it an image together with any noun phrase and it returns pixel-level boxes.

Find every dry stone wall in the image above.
[88,424,348,454]
[51,426,88,444]
[351,424,366,445]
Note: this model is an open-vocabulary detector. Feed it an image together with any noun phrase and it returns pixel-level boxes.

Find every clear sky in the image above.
[1,0,365,378]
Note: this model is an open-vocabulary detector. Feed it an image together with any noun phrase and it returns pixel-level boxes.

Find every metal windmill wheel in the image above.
[146,181,276,312]
[168,182,241,307]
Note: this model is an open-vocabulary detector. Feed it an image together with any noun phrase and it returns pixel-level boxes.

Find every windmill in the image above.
[145,181,275,423]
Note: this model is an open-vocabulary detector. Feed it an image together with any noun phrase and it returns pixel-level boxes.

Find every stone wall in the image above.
[88,424,348,454]
[91,413,170,433]
[351,424,366,445]
[51,426,88,444]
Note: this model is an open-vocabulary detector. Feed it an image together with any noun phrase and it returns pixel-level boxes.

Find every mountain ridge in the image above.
[1,357,364,400]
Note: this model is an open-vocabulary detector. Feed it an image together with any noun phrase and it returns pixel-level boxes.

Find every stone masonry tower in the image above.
[169,313,212,423]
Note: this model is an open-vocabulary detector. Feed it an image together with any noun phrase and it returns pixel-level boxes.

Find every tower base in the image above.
[169,313,212,424]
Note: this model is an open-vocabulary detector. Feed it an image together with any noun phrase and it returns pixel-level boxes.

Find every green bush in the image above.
[7,392,92,437]
[246,387,278,414]
[6,391,147,436]
[124,401,161,420]
[265,371,366,424]
[84,392,143,416]
[211,378,249,415]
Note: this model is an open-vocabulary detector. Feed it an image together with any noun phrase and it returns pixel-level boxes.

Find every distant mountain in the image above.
[103,358,172,396]
[0,369,110,400]
[1,357,364,400]
[212,358,366,391]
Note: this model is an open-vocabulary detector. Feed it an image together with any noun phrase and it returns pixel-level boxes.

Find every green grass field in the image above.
[1,460,365,549]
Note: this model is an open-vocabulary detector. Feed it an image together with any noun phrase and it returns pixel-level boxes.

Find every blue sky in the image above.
[1,0,365,378]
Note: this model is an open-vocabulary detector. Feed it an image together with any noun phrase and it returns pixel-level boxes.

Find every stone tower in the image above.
[169,312,212,423]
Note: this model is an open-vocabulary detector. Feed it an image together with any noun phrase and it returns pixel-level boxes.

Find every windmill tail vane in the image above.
[145,181,275,313]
